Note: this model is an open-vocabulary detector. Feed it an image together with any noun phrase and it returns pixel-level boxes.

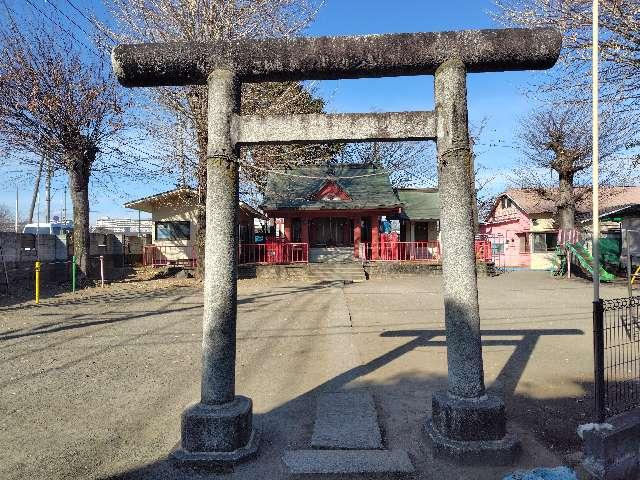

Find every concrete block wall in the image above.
[0,232,67,262]
[0,232,146,291]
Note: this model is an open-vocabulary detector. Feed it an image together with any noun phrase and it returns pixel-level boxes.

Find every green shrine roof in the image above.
[395,188,440,220]
[261,164,403,211]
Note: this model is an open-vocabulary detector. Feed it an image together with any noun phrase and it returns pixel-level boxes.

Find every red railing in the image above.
[238,242,308,265]
[143,244,197,267]
[474,240,492,262]
[379,241,441,262]
[361,240,493,263]
[144,242,309,268]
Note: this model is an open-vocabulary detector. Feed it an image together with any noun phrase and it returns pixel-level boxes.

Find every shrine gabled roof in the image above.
[261,164,403,211]
[395,188,440,220]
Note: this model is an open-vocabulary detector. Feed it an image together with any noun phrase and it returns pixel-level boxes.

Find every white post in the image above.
[592,0,600,301]
[100,255,104,288]
[627,229,633,298]
[15,187,18,233]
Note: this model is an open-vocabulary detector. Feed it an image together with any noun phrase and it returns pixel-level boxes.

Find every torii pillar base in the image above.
[425,59,520,466]
[172,397,258,468]
[425,391,519,465]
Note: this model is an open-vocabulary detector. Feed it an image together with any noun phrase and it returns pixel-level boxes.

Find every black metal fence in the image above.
[594,296,640,421]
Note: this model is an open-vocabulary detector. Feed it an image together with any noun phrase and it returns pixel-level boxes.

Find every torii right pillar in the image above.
[425,58,519,463]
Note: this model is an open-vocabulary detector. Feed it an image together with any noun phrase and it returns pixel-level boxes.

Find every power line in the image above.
[62,0,118,45]
[44,0,100,49]
[22,0,103,59]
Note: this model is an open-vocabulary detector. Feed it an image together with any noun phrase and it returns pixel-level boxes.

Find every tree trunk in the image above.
[187,86,209,279]
[67,148,93,282]
[557,170,575,232]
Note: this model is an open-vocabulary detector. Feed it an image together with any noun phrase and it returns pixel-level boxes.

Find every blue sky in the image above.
[1,0,554,223]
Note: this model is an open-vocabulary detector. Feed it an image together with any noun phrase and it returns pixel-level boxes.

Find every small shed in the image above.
[125,187,265,265]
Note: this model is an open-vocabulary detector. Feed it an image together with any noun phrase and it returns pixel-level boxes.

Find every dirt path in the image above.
[0,271,627,479]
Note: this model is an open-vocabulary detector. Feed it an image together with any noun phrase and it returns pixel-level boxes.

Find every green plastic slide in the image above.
[566,242,616,282]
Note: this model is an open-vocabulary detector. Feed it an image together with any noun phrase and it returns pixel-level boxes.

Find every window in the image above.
[532,232,558,252]
[155,221,191,240]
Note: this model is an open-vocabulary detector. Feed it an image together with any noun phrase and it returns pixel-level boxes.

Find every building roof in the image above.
[497,186,640,218]
[261,164,403,211]
[395,188,440,220]
[124,187,196,212]
[597,204,640,221]
[124,187,265,219]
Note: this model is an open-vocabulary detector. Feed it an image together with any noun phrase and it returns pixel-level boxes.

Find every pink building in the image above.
[480,191,534,268]
[480,187,640,269]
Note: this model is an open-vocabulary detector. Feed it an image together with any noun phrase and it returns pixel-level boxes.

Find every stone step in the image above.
[307,265,366,281]
[307,268,365,274]
[308,276,366,282]
[311,392,383,449]
[307,271,366,277]
[307,265,363,270]
[282,449,415,475]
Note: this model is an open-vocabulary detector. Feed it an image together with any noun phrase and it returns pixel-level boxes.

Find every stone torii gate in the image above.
[112,27,561,466]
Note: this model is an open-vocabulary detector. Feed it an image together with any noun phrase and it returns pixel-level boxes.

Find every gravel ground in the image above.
[0,270,629,480]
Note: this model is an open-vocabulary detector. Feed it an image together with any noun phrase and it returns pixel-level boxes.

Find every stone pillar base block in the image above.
[431,390,506,441]
[581,408,640,480]
[172,396,258,467]
[425,420,520,466]
[426,391,520,465]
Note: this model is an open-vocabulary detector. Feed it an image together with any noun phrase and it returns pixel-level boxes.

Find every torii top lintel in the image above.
[111,27,561,88]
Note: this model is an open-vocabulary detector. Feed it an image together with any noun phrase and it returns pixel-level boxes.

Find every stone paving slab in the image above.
[311,391,383,449]
[282,449,415,474]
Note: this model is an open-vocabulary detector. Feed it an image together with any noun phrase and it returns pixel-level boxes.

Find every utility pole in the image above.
[28,156,44,223]
[63,185,67,222]
[45,157,52,223]
[15,187,18,233]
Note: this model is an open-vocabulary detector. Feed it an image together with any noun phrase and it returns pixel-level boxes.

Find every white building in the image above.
[95,216,153,234]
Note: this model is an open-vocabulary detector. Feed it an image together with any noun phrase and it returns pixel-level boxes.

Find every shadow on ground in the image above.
[99,326,588,480]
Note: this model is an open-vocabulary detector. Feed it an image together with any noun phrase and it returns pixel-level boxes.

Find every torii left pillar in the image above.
[172,70,258,465]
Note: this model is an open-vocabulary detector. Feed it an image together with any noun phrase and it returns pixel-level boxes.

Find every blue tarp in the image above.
[503,466,577,480]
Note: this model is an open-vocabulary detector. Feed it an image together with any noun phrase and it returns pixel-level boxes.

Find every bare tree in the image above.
[332,141,437,187]
[0,22,131,280]
[512,102,635,230]
[493,0,640,140]
[103,0,329,275]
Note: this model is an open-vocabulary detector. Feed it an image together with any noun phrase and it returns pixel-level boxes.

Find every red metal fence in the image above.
[144,242,309,267]
[362,240,493,263]
[474,240,492,262]
[238,242,308,265]
[144,240,492,267]
[378,241,441,262]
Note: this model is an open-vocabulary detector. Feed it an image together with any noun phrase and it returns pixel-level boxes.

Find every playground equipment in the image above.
[565,242,615,282]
